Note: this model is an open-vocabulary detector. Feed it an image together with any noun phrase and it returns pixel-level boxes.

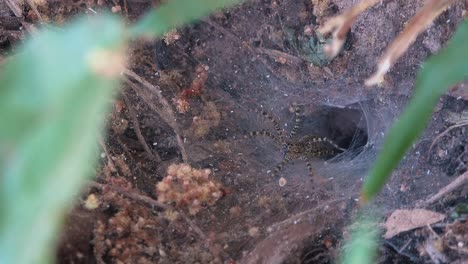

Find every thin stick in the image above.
[123,69,188,162]
[88,180,231,261]
[98,136,118,173]
[88,180,167,209]
[256,47,304,65]
[318,0,380,58]
[25,0,43,23]
[429,121,468,155]
[365,0,457,86]
[123,0,128,16]
[121,92,162,162]
[4,0,22,17]
[418,171,468,207]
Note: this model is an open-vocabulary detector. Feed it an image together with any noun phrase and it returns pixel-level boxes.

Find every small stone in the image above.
[111,5,122,13]
[248,227,260,238]
[158,248,167,257]
[304,25,314,36]
[84,194,100,210]
[229,206,242,217]
[276,57,287,64]
[437,149,447,159]
[279,177,287,187]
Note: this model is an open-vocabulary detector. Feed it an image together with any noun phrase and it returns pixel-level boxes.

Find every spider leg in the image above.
[306,135,346,154]
[289,104,303,137]
[244,130,282,148]
[261,110,286,145]
[305,160,314,177]
[274,154,292,175]
[322,137,346,152]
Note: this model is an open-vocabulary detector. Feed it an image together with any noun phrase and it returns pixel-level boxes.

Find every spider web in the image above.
[155,0,410,202]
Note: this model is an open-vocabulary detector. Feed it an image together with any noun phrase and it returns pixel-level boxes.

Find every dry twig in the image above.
[4,0,22,17]
[428,120,468,155]
[25,0,43,23]
[121,92,162,162]
[98,136,118,173]
[256,47,304,65]
[366,0,457,86]
[418,171,468,207]
[318,0,458,86]
[123,69,188,162]
[318,0,380,58]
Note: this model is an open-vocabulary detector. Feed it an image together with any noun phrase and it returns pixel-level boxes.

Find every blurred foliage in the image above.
[0,16,125,264]
[340,210,378,264]
[343,21,468,264]
[0,0,242,263]
[451,203,468,219]
[361,21,468,202]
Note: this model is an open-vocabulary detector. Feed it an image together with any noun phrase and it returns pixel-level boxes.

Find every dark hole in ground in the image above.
[299,103,368,158]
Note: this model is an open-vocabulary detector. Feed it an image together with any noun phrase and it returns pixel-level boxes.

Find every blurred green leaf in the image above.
[341,211,379,264]
[361,21,468,202]
[0,16,124,264]
[130,0,243,38]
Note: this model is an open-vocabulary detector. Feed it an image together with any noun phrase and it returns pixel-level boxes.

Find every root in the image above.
[121,92,162,162]
[123,69,189,162]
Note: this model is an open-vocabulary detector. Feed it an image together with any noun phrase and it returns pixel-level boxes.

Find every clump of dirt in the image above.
[93,194,161,264]
[156,163,224,215]
[185,101,222,139]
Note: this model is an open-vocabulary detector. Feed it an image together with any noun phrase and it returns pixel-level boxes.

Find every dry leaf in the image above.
[383,209,445,239]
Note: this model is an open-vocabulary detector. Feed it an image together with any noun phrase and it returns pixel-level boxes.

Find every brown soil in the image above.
[1,0,467,263]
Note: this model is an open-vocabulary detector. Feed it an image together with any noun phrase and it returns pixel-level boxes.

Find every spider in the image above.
[245,105,345,186]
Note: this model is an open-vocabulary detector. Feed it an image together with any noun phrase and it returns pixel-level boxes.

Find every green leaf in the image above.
[130,0,243,38]
[341,211,379,264]
[0,16,124,264]
[361,21,468,202]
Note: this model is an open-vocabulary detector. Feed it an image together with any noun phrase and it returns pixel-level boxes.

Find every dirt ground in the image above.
[1,0,467,263]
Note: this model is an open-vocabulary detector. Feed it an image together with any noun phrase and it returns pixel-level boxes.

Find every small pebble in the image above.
[248,227,260,238]
[279,177,287,187]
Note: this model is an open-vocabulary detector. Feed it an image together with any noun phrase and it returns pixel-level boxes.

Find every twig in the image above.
[123,69,188,162]
[256,47,304,65]
[88,180,231,261]
[25,0,43,23]
[429,121,468,155]
[365,0,457,86]
[4,0,22,17]
[121,92,162,162]
[98,136,118,173]
[123,0,128,16]
[398,238,413,254]
[418,171,468,207]
[88,180,167,209]
[4,0,38,34]
[318,0,380,58]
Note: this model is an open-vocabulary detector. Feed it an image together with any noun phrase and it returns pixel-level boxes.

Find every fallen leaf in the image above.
[383,209,445,239]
